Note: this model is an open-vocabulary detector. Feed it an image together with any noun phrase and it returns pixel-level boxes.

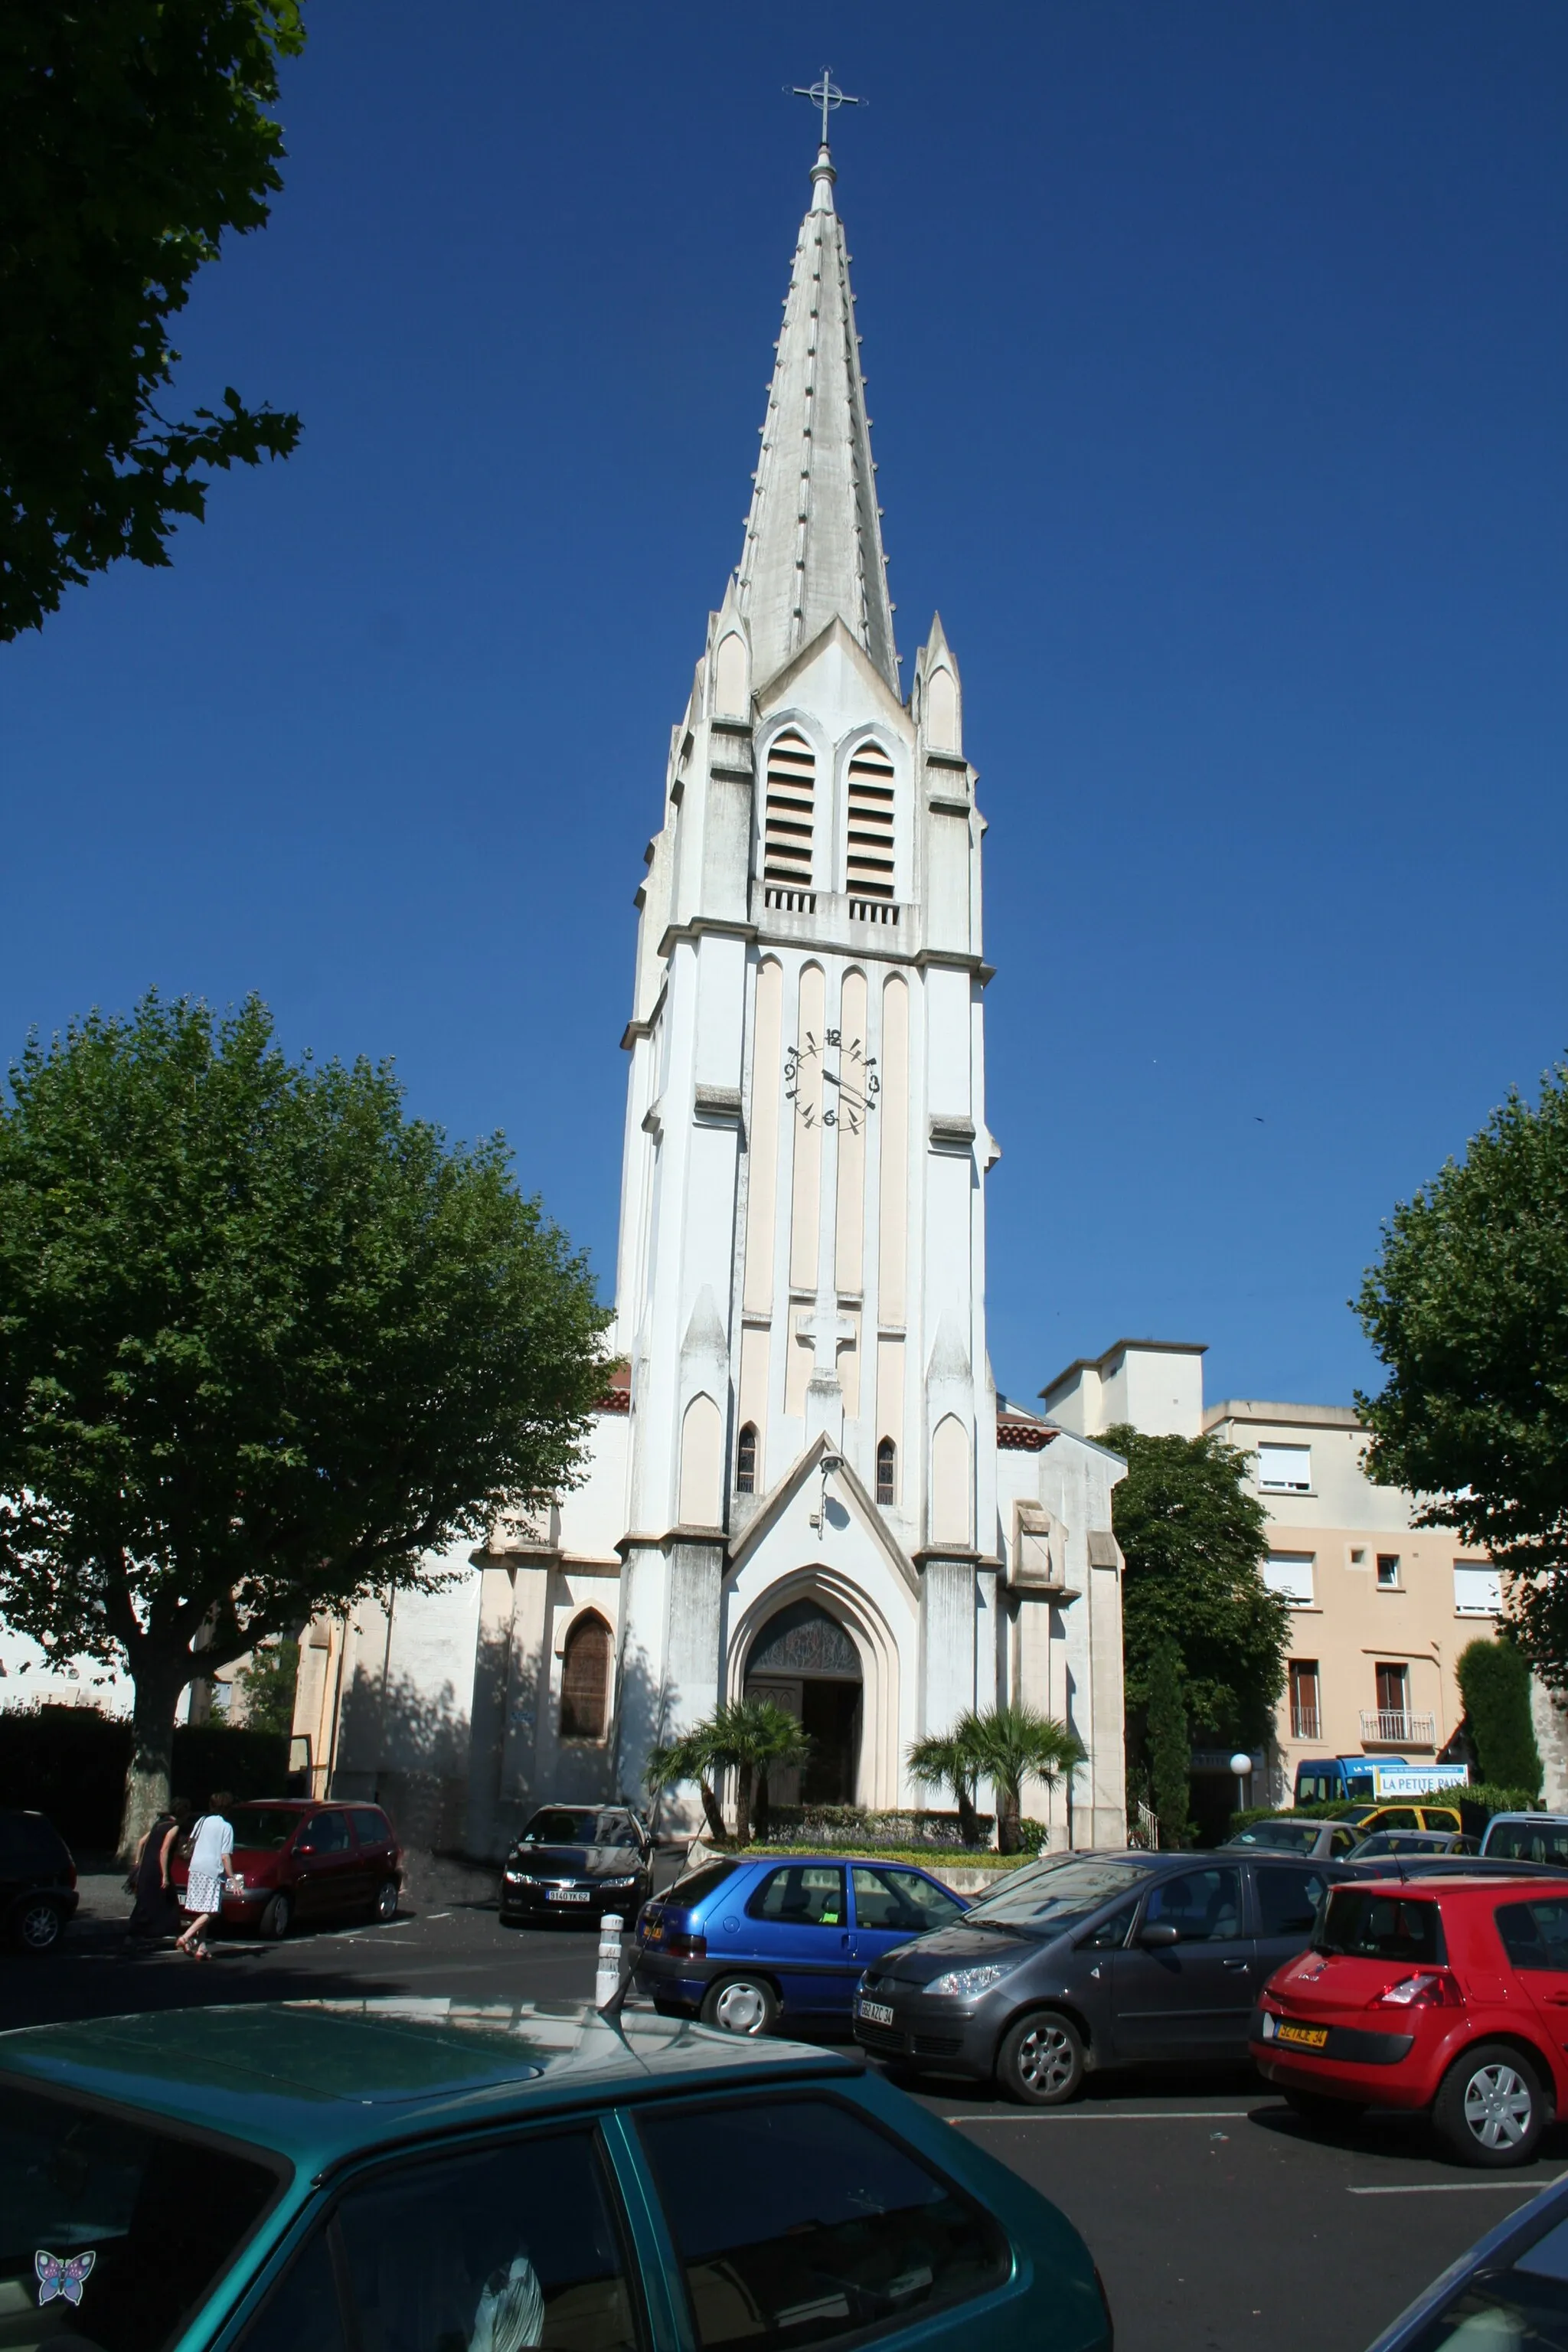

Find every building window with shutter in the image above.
[559,1613,612,1740]
[844,743,896,900]
[876,1437,897,1507]
[1258,1443,1312,1493]
[736,1423,758,1494]
[1289,1660,1321,1741]
[762,730,815,896]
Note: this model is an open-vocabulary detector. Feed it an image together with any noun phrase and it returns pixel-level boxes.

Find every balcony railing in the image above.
[1361,1709,1436,1749]
[1290,1704,1321,1741]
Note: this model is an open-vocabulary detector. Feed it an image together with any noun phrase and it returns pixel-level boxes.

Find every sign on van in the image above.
[1370,1765,1471,1797]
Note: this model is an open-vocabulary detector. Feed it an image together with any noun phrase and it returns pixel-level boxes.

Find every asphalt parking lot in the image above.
[4,1874,1564,2352]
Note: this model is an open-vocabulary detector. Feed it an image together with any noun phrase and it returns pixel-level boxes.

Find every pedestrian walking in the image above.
[126,1797,190,1942]
[177,1792,241,1958]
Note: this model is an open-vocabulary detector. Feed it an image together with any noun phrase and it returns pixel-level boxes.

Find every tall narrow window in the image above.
[560,1613,611,1740]
[736,1423,758,1494]
[1288,1660,1320,1741]
[763,730,815,892]
[844,744,896,899]
[876,1437,897,1507]
[1373,1661,1409,1742]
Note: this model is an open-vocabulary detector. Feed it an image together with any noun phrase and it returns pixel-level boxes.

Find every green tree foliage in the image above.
[646,1703,812,1846]
[232,1637,299,1736]
[955,1706,1084,1855]
[1456,1638,1544,1797]
[1145,1640,1191,1850]
[1356,1066,1568,1681]
[1106,1423,1290,1750]
[0,992,610,1854]
[0,0,305,638]
[905,1730,982,1847]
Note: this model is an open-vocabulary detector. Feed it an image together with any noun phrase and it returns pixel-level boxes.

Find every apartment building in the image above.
[1203,1396,1499,1802]
[1043,1340,1506,1811]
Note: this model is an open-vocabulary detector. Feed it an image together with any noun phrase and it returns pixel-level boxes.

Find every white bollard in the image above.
[595,1913,625,2007]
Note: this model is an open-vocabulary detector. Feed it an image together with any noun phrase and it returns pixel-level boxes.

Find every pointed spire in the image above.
[735,146,899,696]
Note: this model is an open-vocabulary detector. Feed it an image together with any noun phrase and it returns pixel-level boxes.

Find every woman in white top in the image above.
[178,1792,241,1959]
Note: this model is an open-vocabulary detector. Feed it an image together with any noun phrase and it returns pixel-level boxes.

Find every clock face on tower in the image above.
[783,1029,880,1135]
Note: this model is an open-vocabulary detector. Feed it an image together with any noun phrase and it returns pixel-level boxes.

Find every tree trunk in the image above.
[698,1776,727,1844]
[117,1656,191,1865]
[996,1781,1022,1855]
[956,1780,980,1847]
[734,1762,754,1847]
[753,1770,770,1843]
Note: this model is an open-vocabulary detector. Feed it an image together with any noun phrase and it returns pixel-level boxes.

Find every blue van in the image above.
[635,1851,969,2034]
[1293,1757,1469,1805]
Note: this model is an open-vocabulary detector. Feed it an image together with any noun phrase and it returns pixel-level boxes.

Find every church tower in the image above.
[292,127,1128,1857]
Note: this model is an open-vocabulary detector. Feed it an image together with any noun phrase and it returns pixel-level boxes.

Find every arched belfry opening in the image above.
[743,1598,862,1805]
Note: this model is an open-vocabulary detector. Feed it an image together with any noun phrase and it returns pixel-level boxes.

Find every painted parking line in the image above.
[947,2110,1253,2124]
[1348,2176,1565,2197]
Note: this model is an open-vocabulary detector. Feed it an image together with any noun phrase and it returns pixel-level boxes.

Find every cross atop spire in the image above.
[789,68,864,150]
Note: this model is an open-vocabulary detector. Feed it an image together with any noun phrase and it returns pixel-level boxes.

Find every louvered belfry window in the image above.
[763,730,815,888]
[844,744,896,899]
[560,1613,611,1740]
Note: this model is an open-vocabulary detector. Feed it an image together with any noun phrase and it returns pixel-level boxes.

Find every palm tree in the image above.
[905,1730,983,1847]
[958,1705,1086,1854]
[707,1698,812,1847]
[643,1728,727,1844]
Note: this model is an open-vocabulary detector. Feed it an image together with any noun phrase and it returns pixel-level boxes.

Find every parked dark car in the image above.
[500,1805,652,1926]
[854,1847,1355,2104]
[1366,2170,1568,2350]
[636,1853,969,2032]
[1349,1829,1478,1861]
[0,1999,1113,2352]
[0,1808,78,1952]
[172,1800,403,1939]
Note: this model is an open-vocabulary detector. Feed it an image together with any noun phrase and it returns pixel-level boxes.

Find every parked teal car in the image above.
[0,2000,1111,2352]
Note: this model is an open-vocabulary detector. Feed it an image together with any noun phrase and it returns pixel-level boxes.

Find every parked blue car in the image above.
[635,1851,969,2034]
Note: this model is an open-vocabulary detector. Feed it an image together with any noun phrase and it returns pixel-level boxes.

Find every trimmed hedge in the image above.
[1457,1640,1544,1796]
[0,1706,294,1853]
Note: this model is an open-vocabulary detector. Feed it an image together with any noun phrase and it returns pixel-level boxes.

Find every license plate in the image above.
[1276,2022,1329,2050]
[858,2000,895,2027]
[546,1889,590,1903]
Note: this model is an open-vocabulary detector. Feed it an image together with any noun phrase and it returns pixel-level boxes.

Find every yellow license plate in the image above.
[1277,2022,1329,2050]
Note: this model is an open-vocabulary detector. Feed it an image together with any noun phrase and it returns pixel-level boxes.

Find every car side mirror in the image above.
[1138,1921,1181,1949]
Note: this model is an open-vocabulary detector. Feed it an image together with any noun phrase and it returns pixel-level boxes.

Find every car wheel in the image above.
[12,1897,64,1954]
[1434,2043,1547,2168]
[371,1879,399,1924]
[997,2011,1086,2106]
[700,1975,779,2037]
[257,1892,292,1942]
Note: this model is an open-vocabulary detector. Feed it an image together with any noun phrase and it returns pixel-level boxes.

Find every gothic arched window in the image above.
[736,1422,758,1494]
[876,1437,897,1507]
[762,730,815,896]
[845,743,896,900]
[560,1612,611,1740]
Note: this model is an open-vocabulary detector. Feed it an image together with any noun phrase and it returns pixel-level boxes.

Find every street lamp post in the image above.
[1230,1750,1254,1825]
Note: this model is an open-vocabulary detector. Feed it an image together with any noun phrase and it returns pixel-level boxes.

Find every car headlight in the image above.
[927,1962,1017,1999]
[504,1869,531,1883]
[602,1875,639,1888]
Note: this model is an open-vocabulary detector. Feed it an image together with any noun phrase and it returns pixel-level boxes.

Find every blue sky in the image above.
[3,2,1565,1416]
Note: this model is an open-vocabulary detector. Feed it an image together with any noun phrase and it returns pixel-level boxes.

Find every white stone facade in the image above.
[295,143,1128,1859]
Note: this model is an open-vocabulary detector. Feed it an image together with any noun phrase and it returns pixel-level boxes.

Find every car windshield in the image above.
[521,1810,633,1847]
[0,2082,286,2352]
[1486,1820,1568,1867]
[962,1859,1149,1936]
[1230,1821,1320,1852]
[227,1811,306,1853]
[1316,1889,1446,1962]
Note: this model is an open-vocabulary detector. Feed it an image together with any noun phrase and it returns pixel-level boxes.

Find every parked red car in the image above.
[172,1800,403,1940]
[1253,1873,1568,2167]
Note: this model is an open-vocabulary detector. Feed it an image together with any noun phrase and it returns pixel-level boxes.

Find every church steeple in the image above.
[735,141,900,697]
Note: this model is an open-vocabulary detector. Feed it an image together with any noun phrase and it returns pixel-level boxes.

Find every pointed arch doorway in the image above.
[743,1597,862,1805]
